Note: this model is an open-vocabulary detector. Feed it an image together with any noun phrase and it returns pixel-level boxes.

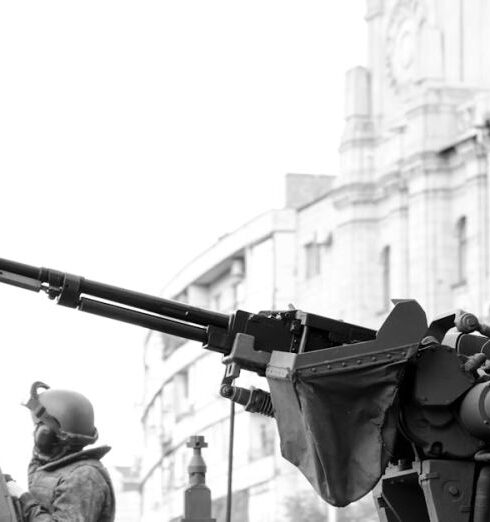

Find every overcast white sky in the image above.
[0,1,366,482]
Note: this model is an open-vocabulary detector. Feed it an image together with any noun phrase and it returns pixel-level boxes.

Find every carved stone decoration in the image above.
[366,0,384,20]
[385,0,426,92]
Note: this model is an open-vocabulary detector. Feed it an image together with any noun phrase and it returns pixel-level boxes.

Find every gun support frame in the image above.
[219,334,275,417]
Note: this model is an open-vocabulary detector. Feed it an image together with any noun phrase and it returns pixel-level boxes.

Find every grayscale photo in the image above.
[0,1,488,521]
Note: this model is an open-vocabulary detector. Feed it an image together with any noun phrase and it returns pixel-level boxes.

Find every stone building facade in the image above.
[318,0,490,328]
[110,465,141,522]
[140,1,490,521]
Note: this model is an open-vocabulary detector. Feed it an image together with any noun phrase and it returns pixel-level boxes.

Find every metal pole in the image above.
[225,401,235,522]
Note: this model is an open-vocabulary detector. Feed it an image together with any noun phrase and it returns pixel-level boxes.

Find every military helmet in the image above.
[25,381,98,447]
[38,388,97,437]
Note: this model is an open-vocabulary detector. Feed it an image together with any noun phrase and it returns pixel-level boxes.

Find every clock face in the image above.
[391,19,416,84]
[386,0,424,92]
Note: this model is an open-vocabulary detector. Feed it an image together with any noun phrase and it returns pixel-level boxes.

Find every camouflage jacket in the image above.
[19,446,115,522]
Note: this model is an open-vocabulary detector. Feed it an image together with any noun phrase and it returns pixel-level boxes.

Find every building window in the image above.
[142,391,163,446]
[232,281,245,308]
[174,368,191,419]
[381,246,391,311]
[163,457,175,491]
[161,333,186,359]
[249,417,275,461]
[212,292,222,311]
[305,241,321,279]
[456,216,467,285]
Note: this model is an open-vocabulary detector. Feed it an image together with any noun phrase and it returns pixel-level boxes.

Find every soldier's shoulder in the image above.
[38,445,112,473]
[64,459,111,486]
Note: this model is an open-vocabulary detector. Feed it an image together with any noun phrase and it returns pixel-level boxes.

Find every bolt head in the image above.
[448,486,460,496]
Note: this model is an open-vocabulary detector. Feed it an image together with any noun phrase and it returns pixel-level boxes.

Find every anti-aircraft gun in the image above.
[2,258,490,521]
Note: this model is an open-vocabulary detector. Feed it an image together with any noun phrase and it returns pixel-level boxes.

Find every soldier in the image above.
[6,382,115,521]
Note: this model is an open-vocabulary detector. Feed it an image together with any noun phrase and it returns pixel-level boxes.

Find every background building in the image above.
[140,208,304,522]
[140,0,490,521]
[110,464,142,522]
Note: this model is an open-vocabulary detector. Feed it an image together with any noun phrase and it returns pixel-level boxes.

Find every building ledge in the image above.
[162,208,296,297]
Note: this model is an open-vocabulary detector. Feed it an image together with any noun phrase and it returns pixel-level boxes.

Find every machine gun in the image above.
[2,258,490,522]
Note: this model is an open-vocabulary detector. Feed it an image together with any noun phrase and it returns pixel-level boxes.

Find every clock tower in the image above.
[334,0,490,323]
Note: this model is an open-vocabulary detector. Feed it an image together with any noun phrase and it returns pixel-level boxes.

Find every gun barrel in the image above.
[81,279,229,328]
[0,257,230,332]
[0,259,44,281]
[80,298,208,343]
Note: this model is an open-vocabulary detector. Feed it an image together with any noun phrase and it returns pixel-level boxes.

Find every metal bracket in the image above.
[413,346,475,406]
[219,335,274,417]
[375,460,475,522]
[419,460,474,522]
[374,466,430,522]
[221,333,271,374]
[57,273,82,308]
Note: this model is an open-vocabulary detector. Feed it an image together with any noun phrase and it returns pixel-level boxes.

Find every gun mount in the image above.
[3,257,490,521]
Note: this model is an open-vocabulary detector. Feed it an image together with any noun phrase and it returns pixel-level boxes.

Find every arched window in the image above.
[381,246,391,311]
[456,216,467,284]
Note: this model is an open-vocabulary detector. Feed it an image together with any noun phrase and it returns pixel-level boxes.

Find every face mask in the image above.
[34,424,62,458]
